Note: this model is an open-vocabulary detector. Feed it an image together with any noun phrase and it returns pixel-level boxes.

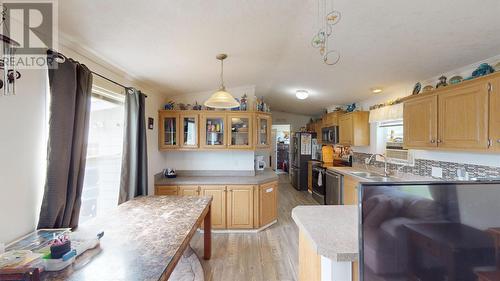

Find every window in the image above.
[79,85,125,224]
[375,120,414,165]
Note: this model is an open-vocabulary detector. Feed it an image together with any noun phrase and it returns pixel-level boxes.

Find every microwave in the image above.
[321,126,339,144]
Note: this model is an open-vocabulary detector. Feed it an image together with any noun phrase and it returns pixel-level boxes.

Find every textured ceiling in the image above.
[59,0,500,115]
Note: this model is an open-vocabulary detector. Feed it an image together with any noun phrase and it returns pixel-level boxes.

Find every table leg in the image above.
[204,205,211,260]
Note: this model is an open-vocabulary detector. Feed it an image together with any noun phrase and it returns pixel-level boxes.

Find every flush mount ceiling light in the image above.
[296,90,309,100]
[204,54,240,109]
[371,88,383,94]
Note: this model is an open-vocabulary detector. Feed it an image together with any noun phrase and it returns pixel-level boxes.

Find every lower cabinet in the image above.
[227,185,254,229]
[179,185,200,196]
[259,181,278,226]
[155,185,178,195]
[155,181,278,230]
[343,176,359,205]
[200,185,227,229]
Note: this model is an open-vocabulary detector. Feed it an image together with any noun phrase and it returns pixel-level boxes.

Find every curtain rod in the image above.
[91,71,148,98]
[47,49,148,98]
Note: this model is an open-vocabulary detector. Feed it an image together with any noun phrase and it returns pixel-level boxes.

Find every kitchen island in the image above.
[41,196,212,281]
[292,205,359,281]
[154,169,279,231]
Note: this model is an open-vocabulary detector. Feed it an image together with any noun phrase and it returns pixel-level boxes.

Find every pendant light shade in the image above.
[204,54,239,109]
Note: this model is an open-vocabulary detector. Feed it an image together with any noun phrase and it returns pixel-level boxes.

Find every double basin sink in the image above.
[348,171,398,182]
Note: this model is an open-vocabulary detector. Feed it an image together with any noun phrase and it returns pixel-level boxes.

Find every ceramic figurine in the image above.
[449,75,463,85]
[192,101,202,110]
[346,103,356,112]
[422,85,434,92]
[436,76,448,88]
[471,63,494,78]
[178,103,187,110]
[240,94,248,111]
[164,101,175,110]
[412,82,421,95]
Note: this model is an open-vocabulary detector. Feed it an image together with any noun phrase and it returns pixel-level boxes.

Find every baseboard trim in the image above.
[197,220,277,234]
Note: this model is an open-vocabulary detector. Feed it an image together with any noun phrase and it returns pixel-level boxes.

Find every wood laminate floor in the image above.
[190,174,318,281]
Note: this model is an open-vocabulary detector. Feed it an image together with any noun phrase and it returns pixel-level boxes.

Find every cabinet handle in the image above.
[437,139,442,143]
[430,139,436,144]
[497,139,500,143]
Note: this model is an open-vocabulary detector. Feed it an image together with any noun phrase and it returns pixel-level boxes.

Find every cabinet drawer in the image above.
[155,185,179,195]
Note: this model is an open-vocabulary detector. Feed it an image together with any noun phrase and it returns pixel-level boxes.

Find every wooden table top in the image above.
[41,195,212,281]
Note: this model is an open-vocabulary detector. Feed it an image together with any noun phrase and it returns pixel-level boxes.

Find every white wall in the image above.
[163,150,255,171]
[353,54,500,168]
[271,111,313,133]
[0,69,47,244]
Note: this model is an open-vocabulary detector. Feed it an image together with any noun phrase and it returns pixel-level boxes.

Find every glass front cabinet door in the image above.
[201,113,227,148]
[227,113,253,149]
[159,111,179,149]
[180,113,199,148]
[256,113,271,148]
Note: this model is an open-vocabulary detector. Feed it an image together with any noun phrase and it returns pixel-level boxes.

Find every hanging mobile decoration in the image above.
[0,5,21,96]
[311,0,341,65]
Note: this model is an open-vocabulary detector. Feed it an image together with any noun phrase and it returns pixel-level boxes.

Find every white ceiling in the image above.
[59,0,500,115]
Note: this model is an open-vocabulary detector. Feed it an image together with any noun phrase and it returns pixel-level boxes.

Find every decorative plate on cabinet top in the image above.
[412,82,421,95]
[449,75,463,85]
[422,85,434,92]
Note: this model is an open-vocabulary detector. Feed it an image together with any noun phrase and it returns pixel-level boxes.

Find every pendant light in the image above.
[204,54,239,109]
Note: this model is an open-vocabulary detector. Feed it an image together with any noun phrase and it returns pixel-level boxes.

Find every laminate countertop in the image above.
[327,166,437,182]
[41,196,212,281]
[155,169,279,185]
[292,205,358,262]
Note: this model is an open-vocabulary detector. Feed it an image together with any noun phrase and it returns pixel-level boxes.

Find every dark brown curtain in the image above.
[38,51,93,229]
[118,88,148,204]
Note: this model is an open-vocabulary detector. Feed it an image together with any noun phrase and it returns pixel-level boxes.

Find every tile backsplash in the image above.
[353,152,500,180]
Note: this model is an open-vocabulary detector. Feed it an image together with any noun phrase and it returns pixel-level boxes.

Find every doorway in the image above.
[272,124,291,174]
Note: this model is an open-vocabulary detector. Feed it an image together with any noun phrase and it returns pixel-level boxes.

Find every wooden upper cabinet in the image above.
[404,95,438,149]
[315,120,322,143]
[158,111,180,149]
[255,113,272,148]
[338,111,369,146]
[438,82,489,150]
[227,185,254,229]
[200,185,227,229]
[180,113,199,148]
[323,112,339,127]
[490,78,500,151]
[227,113,253,149]
[200,113,227,149]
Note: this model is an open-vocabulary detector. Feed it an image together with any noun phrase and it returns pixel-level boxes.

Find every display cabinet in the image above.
[201,113,227,148]
[180,113,199,148]
[255,113,271,148]
[159,112,179,149]
[227,113,253,149]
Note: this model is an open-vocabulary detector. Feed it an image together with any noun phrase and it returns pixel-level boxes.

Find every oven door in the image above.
[312,167,326,204]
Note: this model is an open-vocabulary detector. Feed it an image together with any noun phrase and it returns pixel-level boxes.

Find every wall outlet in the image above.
[431,167,443,178]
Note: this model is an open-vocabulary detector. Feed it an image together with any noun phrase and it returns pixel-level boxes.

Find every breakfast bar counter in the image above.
[41,196,212,281]
[154,169,278,185]
[292,205,359,281]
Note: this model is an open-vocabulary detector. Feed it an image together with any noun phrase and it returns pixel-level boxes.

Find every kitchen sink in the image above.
[365,176,393,182]
[349,171,381,177]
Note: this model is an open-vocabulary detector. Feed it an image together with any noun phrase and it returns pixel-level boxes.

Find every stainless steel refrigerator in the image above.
[291,132,316,191]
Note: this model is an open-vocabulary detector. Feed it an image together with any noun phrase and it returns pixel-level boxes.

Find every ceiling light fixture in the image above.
[204,54,239,109]
[296,90,309,100]
[371,88,383,94]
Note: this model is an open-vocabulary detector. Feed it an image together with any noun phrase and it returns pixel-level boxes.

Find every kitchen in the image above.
[1,1,500,281]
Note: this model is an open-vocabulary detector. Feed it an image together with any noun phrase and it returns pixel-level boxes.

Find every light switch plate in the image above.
[431,167,443,178]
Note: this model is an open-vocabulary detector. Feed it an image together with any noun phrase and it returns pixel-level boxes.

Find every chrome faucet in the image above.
[365,154,390,177]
